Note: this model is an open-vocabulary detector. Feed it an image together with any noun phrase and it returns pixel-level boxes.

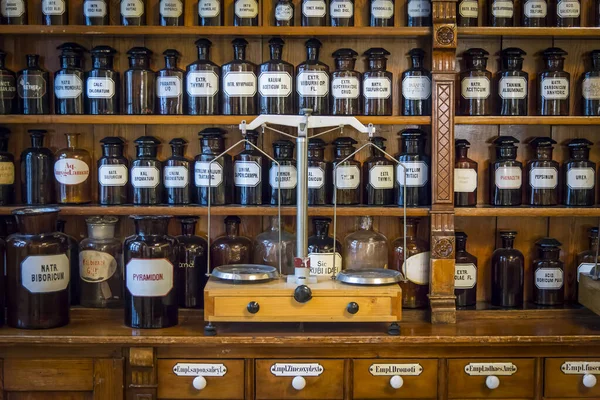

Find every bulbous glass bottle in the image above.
[532,237,564,306]
[490,136,522,206]
[85,46,120,115]
[491,230,524,308]
[54,42,86,116]
[221,38,257,115]
[125,47,155,115]
[582,50,600,116]
[363,47,393,116]
[21,129,55,205]
[333,137,361,205]
[163,138,191,205]
[17,54,50,115]
[538,47,569,116]
[308,217,343,276]
[454,231,477,307]
[210,216,253,268]
[562,138,595,207]
[186,39,220,116]
[363,136,394,205]
[343,216,388,269]
[307,138,332,205]
[176,217,208,309]
[454,139,478,207]
[395,129,431,207]
[401,48,431,116]
[258,37,295,115]
[131,136,163,205]
[253,216,296,275]
[193,128,233,206]
[0,49,17,115]
[156,49,184,115]
[54,133,92,205]
[270,139,297,205]
[98,136,129,205]
[0,127,15,205]
[526,137,558,206]
[296,38,330,115]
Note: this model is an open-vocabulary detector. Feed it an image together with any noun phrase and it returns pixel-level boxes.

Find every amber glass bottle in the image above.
[460,48,491,116]
[562,138,595,207]
[98,137,129,205]
[370,0,394,25]
[490,136,522,206]
[402,48,431,116]
[198,0,222,25]
[221,38,257,115]
[307,138,332,205]
[497,47,528,116]
[258,37,295,115]
[332,137,361,205]
[186,39,220,116]
[491,230,524,308]
[395,129,430,207]
[17,54,50,115]
[270,140,297,205]
[363,136,394,205]
[234,0,258,25]
[159,0,183,25]
[274,0,294,25]
[194,128,232,206]
[234,131,268,205]
[120,0,145,25]
[125,47,155,115]
[0,128,15,205]
[457,0,478,25]
[210,216,253,268]
[526,137,558,206]
[363,47,393,116]
[582,50,600,116]
[21,130,55,205]
[454,139,477,207]
[164,138,191,205]
[523,0,547,25]
[538,47,569,116]
[489,0,514,25]
[54,133,92,205]
[454,231,477,307]
[301,0,327,25]
[176,217,208,309]
[330,0,354,26]
[0,0,27,24]
[331,48,361,115]
[156,49,184,115]
[296,38,330,115]
[131,136,163,205]
[0,49,17,115]
[54,42,86,115]
[42,0,68,25]
[86,46,119,115]
[532,237,564,306]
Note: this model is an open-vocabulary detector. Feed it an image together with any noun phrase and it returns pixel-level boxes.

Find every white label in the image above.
[332,76,359,99]
[402,252,430,285]
[371,0,393,18]
[529,167,558,189]
[0,76,16,100]
[275,2,293,20]
[334,165,360,189]
[55,74,83,99]
[195,161,223,187]
[18,76,46,99]
[499,76,527,99]
[99,164,128,186]
[131,166,160,188]
[173,363,228,377]
[578,263,596,282]
[259,72,292,97]
[54,159,90,185]
[270,165,297,189]
[454,168,477,193]
[308,167,325,189]
[465,363,518,376]
[402,76,431,100]
[223,72,257,97]
[21,254,70,294]
[524,0,546,17]
[198,0,219,17]
[42,0,65,15]
[495,166,522,189]
[407,0,430,17]
[562,361,600,375]
[303,0,326,16]
[567,167,595,189]
[160,0,182,17]
[121,0,144,17]
[369,364,423,376]
[164,166,189,188]
[455,263,477,289]
[491,0,513,17]
[186,71,219,97]
[84,0,107,17]
[541,77,569,100]
[297,71,329,97]
[271,363,324,377]
[234,161,261,187]
[583,77,600,100]
[397,161,428,187]
[87,77,115,99]
[157,76,182,98]
[363,77,392,99]
[0,162,15,185]
[309,252,342,275]
[235,0,258,17]
[461,77,490,99]
[126,258,173,297]
[80,250,117,283]
[1,0,25,16]
[330,0,353,18]
[459,0,478,17]
[535,267,564,289]
[557,0,579,17]
[369,165,394,189]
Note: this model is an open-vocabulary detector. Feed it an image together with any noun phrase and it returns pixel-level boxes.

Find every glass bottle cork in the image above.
[164,138,191,205]
[401,48,432,116]
[395,129,431,207]
[274,0,294,25]
[270,139,297,205]
[0,49,17,115]
[124,47,155,115]
[538,47,569,116]
[363,47,392,116]
[131,136,163,205]
[186,39,220,116]
[21,130,55,205]
[98,136,129,205]
[0,128,13,205]
[492,230,524,308]
[490,136,522,206]
[301,0,327,25]
[307,138,332,205]
[221,38,257,115]
[258,37,295,115]
[85,46,120,115]
[234,0,258,25]
[582,50,600,116]
[457,0,478,26]
[1,0,27,24]
[17,54,50,115]
[489,0,514,26]
[120,0,145,25]
[54,133,92,205]
[332,137,361,205]
[84,0,109,25]
[459,48,491,116]
[562,138,595,207]
[296,38,330,115]
[363,136,394,205]
[42,0,67,25]
[159,0,183,26]
[532,237,564,306]
[496,47,528,116]
[156,49,184,115]
[526,137,558,206]
[454,139,478,207]
[194,128,232,206]
[198,0,222,25]
[454,231,477,307]
[54,42,86,115]
[370,0,394,26]
[331,48,361,116]
[523,0,547,26]
[330,0,354,26]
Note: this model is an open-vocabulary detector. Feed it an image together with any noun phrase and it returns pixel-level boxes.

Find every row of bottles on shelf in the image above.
[460,47,600,117]
[454,136,599,207]
[0,40,431,116]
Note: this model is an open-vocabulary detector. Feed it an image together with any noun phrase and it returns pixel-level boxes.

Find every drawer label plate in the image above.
[561,361,600,375]
[464,362,517,376]
[271,363,324,376]
[172,363,227,376]
[369,363,423,376]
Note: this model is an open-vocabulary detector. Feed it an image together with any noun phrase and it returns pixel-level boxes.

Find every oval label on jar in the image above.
[0,162,15,185]
[271,363,324,377]
[275,3,293,20]
[334,165,360,189]
[529,167,557,189]
[583,77,600,100]
[499,76,527,99]
[302,0,326,17]
[42,0,65,15]
[491,0,513,17]
[524,0,546,17]
[160,0,182,17]
[198,0,220,17]
[561,361,600,374]
[173,363,228,377]
[131,166,160,188]
[297,71,329,97]
[195,161,223,187]
[0,76,16,99]
[270,165,298,190]
[363,76,392,99]
[259,72,292,97]
[369,363,423,376]
[87,77,115,98]
[535,267,563,290]
[21,254,70,294]
[396,161,428,187]
[18,75,46,99]
[455,263,477,289]
[541,77,569,100]
[121,0,144,17]
[223,71,257,97]
[99,164,128,186]
[80,250,118,283]
[164,165,189,188]
[407,0,430,17]
[55,74,83,99]
[126,258,174,297]
[157,76,182,99]
[371,0,394,18]
[402,76,431,100]
[309,252,342,276]
[402,251,430,285]
[461,77,490,99]
[465,363,517,376]
[234,160,261,187]
[1,0,26,17]
[84,0,107,17]
[495,166,522,189]
[332,76,360,99]
[557,0,579,17]
[308,166,325,189]
[459,0,478,17]
[54,159,90,185]
[187,71,219,97]
[454,168,477,193]
[369,165,394,189]
[234,0,258,17]
[330,0,353,18]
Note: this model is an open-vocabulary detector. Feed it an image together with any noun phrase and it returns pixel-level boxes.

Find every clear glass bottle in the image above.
[454,139,478,207]
[210,216,253,268]
[370,0,394,26]
[457,0,478,26]
[98,136,129,205]
[0,128,15,205]
[270,139,297,205]
[258,37,295,115]
[363,136,394,205]
[296,38,330,115]
[198,0,222,25]
[56,219,79,305]
[301,0,327,25]
[234,130,269,205]
[497,47,528,116]
[363,47,393,116]
[120,0,145,25]
[307,138,332,205]
[131,136,163,205]
[308,217,342,276]
[193,127,232,206]
[160,0,183,25]
[79,216,123,308]
[221,38,257,115]
[17,54,50,115]
[333,136,361,205]
[576,227,600,301]
[554,0,579,26]
[0,0,27,24]
[526,137,558,206]
[538,47,569,116]
[55,42,86,115]
[125,47,155,115]
[532,237,564,306]
[274,0,294,25]
[21,129,55,205]
[176,217,208,309]
[459,48,491,116]
[253,216,296,275]
[86,45,120,115]
[0,49,17,115]
[582,50,600,117]
[407,0,431,25]
[42,0,67,24]
[164,138,191,205]
[344,216,389,269]
[54,133,92,205]
[186,38,220,116]
[330,0,354,26]
[84,0,109,25]
[331,48,361,115]
[523,0,547,26]
[562,138,595,207]
[491,230,524,308]
[489,0,514,26]
[156,49,184,115]
[490,136,522,206]
[454,231,477,307]
[395,129,431,207]
[402,48,431,116]
[234,0,258,25]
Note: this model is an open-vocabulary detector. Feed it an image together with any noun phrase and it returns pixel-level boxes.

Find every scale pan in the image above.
[336,268,402,285]
[212,264,279,282]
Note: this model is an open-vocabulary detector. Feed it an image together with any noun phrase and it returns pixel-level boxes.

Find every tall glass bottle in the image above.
[156,49,184,115]
[0,49,17,115]
[402,48,431,116]
[274,0,294,26]
[125,47,155,115]
[407,0,431,25]
[526,137,558,206]
[210,216,253,268]
[124,215,178,329]
[491,230,524,308]
[270,139,297,205]
[459,48,491,116]
[562,138,595,207]
[193,128,232,206]
[164,138,191,205]
[307,138,332,205]
[489,0,514,25]
[56,219,79,305]
[457,0,478,26]
[234,0,258,25]
[176,217,208,309]
[576,227,600,301]
[21,130,55,205]
[582,50,600,116]
[363,47,392,116]
[363,136,394,205]
[554,0,579,26]
[331,48,361,115]
[98,136,129,205]
[258,37,294,115]
[120,0,145,25]
[301,0,326,25]
[497,47,528,116]
[490,136,522,206]
[344,216,388,269]
[395,129,430,207]
[296,38,330,115]
[234,130,268,205]
[454,231,477,307]
[86,45,119,115]
[84,0,109,25]
[330,0,354,26]
[0,128,14,205]
[454,139,477,207]
[79,216,123,308]
[370,0,394,26]
[308,217,342,276]
[197,0,221,25]
[221,38,257,115]
[131,136,163,205]
[333,137,361,205]
[538,47,569,116]
[54,133,92,204]
[55,42,86,115]
[532,237,564,306]
[17,54,50,115]
[42,0,67,24]
[186,39,220,116]
[1,0,27,24]
[160,0,183,25]
[254,216,296,275]
[523,0,547,26]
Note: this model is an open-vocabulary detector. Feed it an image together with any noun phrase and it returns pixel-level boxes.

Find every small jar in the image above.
[193,128,232,206]
[370,0,394,26]
[124,47,155,115]
[532,237,564,306]
[163,138,191,205]
[454,139,478,207]
[526,137,558,206]
[54,42,86,115]
[331,48,361,116]
[582,50,600,116]
[489,0,514,26]
[307,138,332,205]
[85,46,120,115]
[274,0,294,25]
[270,139,297,205]
[538,47,569,117]
[159,0,183,26]
[496,47,528,116]
[42,0,68,25]
[330,0,354,26]
[0,127,15,206]
[120,0,145,25]
[131,136,163,205]
[562,138,595,207]
[332,137,361,205]
[363,47,393,116]
[98,136,129,205]
[459,48,491,116]
[489,136,522,206]
[176,217,208,309]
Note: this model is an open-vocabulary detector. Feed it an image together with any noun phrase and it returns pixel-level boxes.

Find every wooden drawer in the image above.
[447,358,535,399]
[545,358,600,398]
[4,359,94,391]
[353,359,438,399]
[255,359,344,399]
[157,359,245,399]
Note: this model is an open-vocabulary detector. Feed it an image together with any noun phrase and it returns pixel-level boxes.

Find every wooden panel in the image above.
[3,359,94,392]
[6,394,92,400]
[545,358,600,398]
[93,359,124,400]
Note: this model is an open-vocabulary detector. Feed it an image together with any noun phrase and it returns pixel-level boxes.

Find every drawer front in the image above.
[255,359,344,399]
[4,359,94,391]
[353,359,438,399]
[545,358,600,398]
[447,358,535,399]
[157,359,245,399]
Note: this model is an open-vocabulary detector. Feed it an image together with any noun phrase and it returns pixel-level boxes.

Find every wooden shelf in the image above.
[455,116,600,125]
[458,27,600,38]
[455,206,600,217]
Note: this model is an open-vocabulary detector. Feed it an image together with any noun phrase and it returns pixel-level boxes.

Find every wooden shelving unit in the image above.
[455,116,600,125]
[458,27,600,38]
[455,207,600,217]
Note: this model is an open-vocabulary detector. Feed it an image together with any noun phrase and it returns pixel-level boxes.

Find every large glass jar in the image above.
[538,47,570,116]
[0,127,15,205]
[125,47,155,115]
[395,129,431,207]
[258,37,295,115]
[221,38,257,115]
[54,42,86,115]
[54,133,92,205]
[193,128,232,206]
[124,215,179,329]
[331,48,361,116]
[210,216,253,268]
[343,216,388,269]
[253,216,296,275]
[21,129,55,205]
[296,38,330,115]
[6,207,70,329]
[532,237,564,306]
[459,48,491,116]
[401,48,431,116]
[233,130,269,205]
[491,230,524,308]
[79,216,123,308]
[176,217,208,309]
[496,47,528,116]
[308,217,342,276]
[85,46,120,115]
[185,39,220,116]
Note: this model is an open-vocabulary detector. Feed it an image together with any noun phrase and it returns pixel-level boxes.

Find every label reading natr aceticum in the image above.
[270,363,324,377]
[464,362,517,376]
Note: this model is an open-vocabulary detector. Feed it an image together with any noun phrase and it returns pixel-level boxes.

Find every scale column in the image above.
[296,127,309,259]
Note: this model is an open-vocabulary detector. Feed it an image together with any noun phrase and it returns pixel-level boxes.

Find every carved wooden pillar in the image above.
[429,0,457,324]
[126,347,157,400]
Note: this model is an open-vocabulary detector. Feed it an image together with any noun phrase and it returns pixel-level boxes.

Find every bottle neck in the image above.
[88,224,116,239]
[60,55,82,70]
[535,147,553,160]
[31,135,44,148]
[102,144,124,157]
[307,47,320,61]
[93,56,114,69]
[589,236,599,250]
[467,57,487,70]
[66,134,79,149]
[570,148,590,160]
[197,46,210,61]
[592,57,600,70]
[501,237,515,248]
[226,222,240,237]
[496,147,517,159]
[502,57,523,70]
[545,58,565,71]
[274,146,293,159]
[244,136,258,150]
[164,56,178,69]
[268,216,279,231]
[314,221,330,238]
[335,146,354,159]
[234,46,246,61]
[136,145,158,158]
[359,217,373,230]
[270,45,283,61]
[370,145,385,158]
[456,238,467,252]
[201,138,224,154]
[368,58,387,71]
[308,147,324,159]
[27,56,39,68]
[410,55,424,69]
[538,248,560,260]
[402,139,422,154]
[456,147,469,159]
[171,145,185,157]
[134,219,170,236]
[335,58,356,71]
[129,57,150,69]
[17,212,59,235]
[181,220,197,236]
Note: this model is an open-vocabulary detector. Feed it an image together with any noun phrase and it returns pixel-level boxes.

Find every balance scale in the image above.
[203,113,408,335]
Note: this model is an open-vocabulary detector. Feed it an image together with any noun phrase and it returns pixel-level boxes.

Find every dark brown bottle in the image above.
[554,0,579,26]
[526,137,558,206]
[198,0,222,25]
[0,49,17,114]
[210,216,253,268]
[330,0,354,26]
[582,50,600,116]
[274,0,294,25]
[370,0,394,26]
[54,133,92,205]
[42,0,67,25]
[363,47,392,116]
[457,0,478,26]
[164,138,191,205]
[124,215,178,329]
[56,219,79,305]
[160,0,183,26]
[55,43,86,116]
[301,0,327,25]
[270,139,297,205]
[308,217,342,275]
[296,38,330,115]
[176,217,208,309]
[489,0,514,26]
[454,139,478,207]
[234,130,268,205]
[490,136,522,206]
[234,0,258,25]
[562,138,595,207]
[538,47,569,116]
[497,47,528,116]
[98,137,129,205]
[221,38,257,115]
[333,137,361,205]
[131,136,163,205]
[395,129,431,207]
[84,0,109,25]
[0,128,15,205]
[125,47,155,115]
[120,0,145,25]
[491,230,524,308]
[532,237,564,306]
[156,49,184,115]
[402,48,431,116]
[17,54,50,115]
[307,138,332,205]
[86,46,120,115]
[331,48,361,115]
[363,136,394,205]
[523,0,547,26]
[459,48,491,116]
[193,128,232,206]
[259,37,294,115]
[407,0,431,26]
[455,231,477,307]
[1,0,27,24]
[186,39,220,116]
[576,227,600,301]
[21,130,55,205]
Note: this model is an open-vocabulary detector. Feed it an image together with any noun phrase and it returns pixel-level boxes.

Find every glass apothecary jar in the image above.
[54,133,92,205]
[210,216,253,268]
[176,217,208,309]
[532,237,564,306]
[253,216,296,275]
[343,216,388,269]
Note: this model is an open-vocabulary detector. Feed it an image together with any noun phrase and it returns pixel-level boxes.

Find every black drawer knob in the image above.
[247,301,260,314]
[294,285,312,303]
[347,302,359,314]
